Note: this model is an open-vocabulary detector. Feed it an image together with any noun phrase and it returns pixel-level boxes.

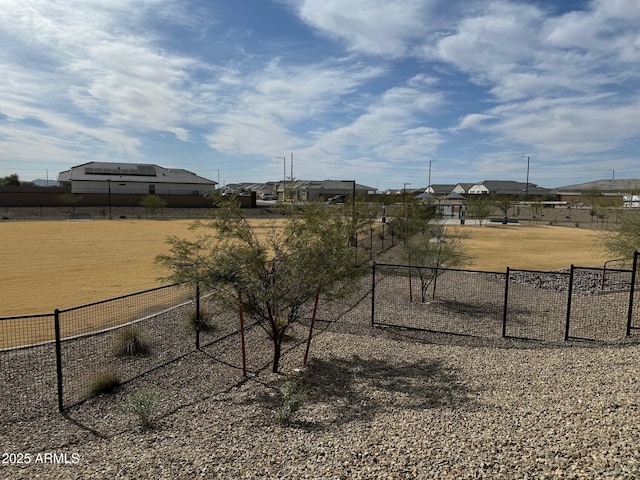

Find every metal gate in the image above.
[566,256,637,341]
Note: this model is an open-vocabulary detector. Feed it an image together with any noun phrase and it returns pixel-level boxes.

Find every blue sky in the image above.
[1,0,639,191]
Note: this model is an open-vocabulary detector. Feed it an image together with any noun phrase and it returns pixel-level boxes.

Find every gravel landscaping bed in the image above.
[3,313,640,479]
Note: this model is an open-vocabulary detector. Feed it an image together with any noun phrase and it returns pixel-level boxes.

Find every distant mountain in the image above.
[31,178,60,187]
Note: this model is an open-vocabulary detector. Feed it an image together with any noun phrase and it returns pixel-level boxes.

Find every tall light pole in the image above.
[608,169,615,181]
[428,160,435,190]
[522,155,531,199]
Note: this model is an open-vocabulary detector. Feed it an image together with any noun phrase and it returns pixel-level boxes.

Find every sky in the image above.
[1,0,639,191]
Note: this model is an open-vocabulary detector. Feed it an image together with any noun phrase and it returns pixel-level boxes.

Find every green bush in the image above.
[88,372,121,396]
[274,374,306,424]
[114,327,151,357]
[123,390,158,430]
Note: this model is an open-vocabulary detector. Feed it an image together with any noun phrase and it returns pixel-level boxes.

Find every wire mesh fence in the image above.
[372,264,506,338]
[353,223,399,265]
[373,259,639,344]
[0,314,58,421]
[2,252,640,420]
[504,269,570,342]
[56,283,196,409]
[568,266,634,342]
[0,313,55,350]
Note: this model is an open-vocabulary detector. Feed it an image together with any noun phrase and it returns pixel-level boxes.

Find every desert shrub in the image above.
[274,374,306,424]
[114,327,151,357]
[88,372,121,396]
[123,390,158,430]
[188,308,214,333]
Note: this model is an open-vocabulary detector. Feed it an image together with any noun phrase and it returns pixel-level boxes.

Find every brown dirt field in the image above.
[449,224,607,272]
[1,219,285,317]
[1,220,607,318]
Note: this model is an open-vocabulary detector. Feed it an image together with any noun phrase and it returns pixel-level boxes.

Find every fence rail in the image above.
[2,251,639,420]
[372,252,639,344]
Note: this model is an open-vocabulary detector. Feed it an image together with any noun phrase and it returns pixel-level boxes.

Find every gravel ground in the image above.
[3,315,640,479]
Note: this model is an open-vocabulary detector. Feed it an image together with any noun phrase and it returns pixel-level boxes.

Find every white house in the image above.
[58,162,217,195]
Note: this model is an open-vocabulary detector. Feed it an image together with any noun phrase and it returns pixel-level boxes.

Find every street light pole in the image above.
[522,155,531,199]
[428,160,435,190]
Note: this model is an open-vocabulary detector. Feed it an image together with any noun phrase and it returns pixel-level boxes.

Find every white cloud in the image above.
[204,59,387,155]
[286,0,433,57]
[0,0,201,153]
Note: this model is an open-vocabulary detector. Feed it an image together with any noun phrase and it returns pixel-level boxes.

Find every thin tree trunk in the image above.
[272,338,281,373]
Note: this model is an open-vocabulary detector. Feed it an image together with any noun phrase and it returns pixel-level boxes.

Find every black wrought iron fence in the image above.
[372,252,639,344]
[55,283,196,409]
[353,223,398,264]
[372,263,505,338]
[504,269,570,342]
[3,252,640,420]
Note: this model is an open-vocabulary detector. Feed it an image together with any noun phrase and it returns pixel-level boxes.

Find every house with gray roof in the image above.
[467,180,552,197]
[452,183,475,194]
[425,184,456,196]
[58,162,217,196]
[283,180,375,201]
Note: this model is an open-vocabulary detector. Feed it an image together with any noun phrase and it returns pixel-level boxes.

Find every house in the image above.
[425,184,457,196]
[281,180,375,202]
[466,180,552,197]
[58,162,217,196]
[452,183,475,195]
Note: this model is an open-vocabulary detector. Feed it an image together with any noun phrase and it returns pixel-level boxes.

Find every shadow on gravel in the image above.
[251,355,477,431]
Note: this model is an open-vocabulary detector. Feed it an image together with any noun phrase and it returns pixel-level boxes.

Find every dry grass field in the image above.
[1,219,285,317]
[1,219,607,318]
[450,224,607,271]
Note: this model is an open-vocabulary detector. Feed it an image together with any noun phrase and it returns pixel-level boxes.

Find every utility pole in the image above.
[428,160,435,190]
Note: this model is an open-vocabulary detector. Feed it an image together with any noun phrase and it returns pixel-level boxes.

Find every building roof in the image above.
[58,162,216,185]
[428,184,456,195]
[454,183,475,192]
[555,179,640,194]
[287,180,376,192]
[474,180,551,196]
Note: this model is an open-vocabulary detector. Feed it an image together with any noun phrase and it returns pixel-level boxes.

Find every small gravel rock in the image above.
[3,323,640,479]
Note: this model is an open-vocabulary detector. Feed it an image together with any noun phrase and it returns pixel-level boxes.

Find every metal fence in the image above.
[0,284,204,418]
[372,251,640,343]
[2,251,639,420]
[372,264,506,338]
[353,223,399,264]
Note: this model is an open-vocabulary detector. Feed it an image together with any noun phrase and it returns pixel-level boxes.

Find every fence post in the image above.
[371,263,376,327]
[370,227,373,260]
[564,265,575,341]
[54,309,64,412]
[502,267,510,338]
[626,251,638,336]
[195,283,201,350]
